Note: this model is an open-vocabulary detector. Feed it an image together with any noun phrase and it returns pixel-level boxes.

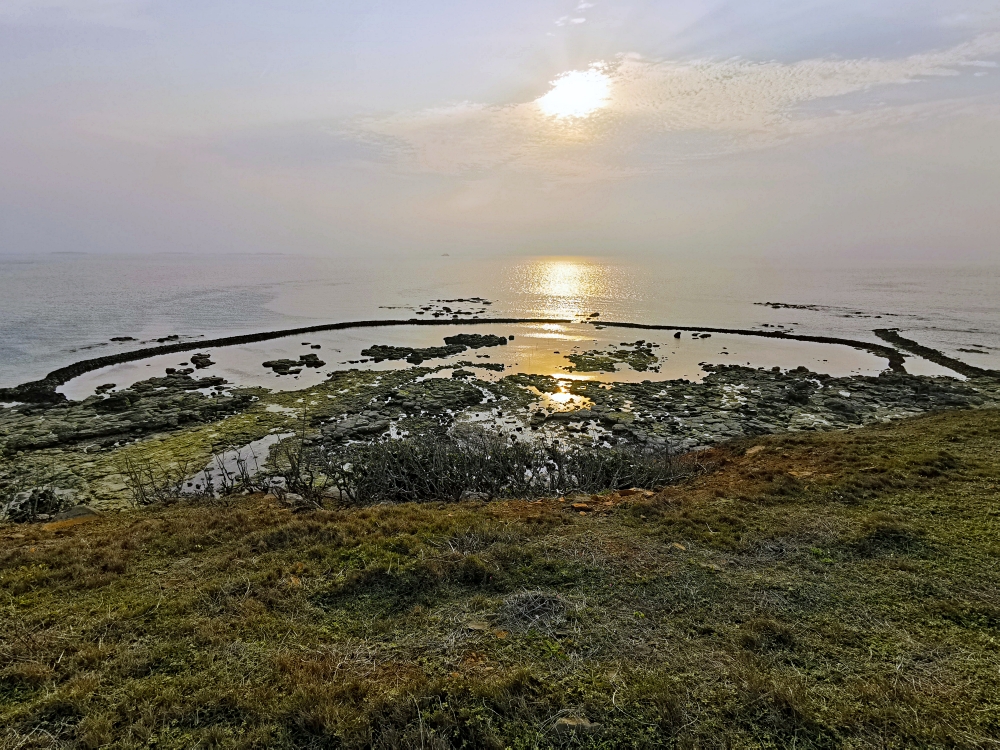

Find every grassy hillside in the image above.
[2,409,999,748]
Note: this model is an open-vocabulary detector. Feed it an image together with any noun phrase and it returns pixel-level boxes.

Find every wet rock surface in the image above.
[361,343,467,365]
[262,353,326,375]
[442,333,508,348]
[565,340,661,373]
[362,332,509,365]
[381,297,494,319]
[0,371,252,455]
[312,365,1000,456]
[190,353,215,369]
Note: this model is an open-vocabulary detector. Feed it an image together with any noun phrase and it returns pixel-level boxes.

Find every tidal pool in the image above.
[57,321,956,401]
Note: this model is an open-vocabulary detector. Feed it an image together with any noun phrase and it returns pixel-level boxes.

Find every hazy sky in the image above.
[1,1,998,261]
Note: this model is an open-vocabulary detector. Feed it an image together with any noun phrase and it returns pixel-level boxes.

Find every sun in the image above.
[536,67,611,119]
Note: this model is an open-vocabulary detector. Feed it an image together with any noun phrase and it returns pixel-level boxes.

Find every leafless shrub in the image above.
[269,437,332,508]
[314,432,682,505]
[115,453,199,506]
[209,445,272,496]
[0,485,73,523]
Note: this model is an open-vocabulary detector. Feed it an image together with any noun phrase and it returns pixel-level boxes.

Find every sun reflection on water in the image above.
[498,257,640,383]
[511,257,628,319]
[549,389,574,404]
[540,262,591,299]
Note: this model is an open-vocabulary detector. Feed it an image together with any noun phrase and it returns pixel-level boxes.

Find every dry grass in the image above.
[2,409,1000,748]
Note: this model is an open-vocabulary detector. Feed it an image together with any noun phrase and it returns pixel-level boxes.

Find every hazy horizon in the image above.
[2,1,998,261]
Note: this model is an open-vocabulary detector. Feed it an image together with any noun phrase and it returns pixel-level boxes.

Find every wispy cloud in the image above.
[354,34,1000,180]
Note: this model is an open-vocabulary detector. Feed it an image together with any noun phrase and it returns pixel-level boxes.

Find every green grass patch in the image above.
[2,409,1000,747]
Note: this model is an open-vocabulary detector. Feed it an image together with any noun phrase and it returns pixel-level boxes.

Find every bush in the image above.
[277,432,684,506]
[1,486,73,523]
[329,433,682,504]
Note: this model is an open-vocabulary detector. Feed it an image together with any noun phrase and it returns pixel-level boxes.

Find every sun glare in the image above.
[536,68,610,119]
[539,260,591,298]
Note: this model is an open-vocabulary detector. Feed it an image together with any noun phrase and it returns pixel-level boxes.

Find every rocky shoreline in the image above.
[315,365,998,454]
[3,321,998,515]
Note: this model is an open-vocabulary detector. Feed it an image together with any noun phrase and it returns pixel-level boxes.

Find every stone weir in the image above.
[0,316,928,404]
[0,318,569,404]
[874,329,1000,380]
[588,321,910,374]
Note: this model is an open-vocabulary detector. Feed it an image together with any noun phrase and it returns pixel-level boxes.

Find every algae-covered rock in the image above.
[442,333,508,348]
[361,343,466,365]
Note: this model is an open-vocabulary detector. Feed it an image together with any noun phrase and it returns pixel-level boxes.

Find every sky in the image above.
[1,1,998,262]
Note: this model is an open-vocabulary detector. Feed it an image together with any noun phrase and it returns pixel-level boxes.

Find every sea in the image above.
[1,252,997,395]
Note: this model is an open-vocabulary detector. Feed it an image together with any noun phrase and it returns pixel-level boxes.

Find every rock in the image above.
[299,353,325,367]
[442,333,508,348]
[263,354,324,375]
[95,391,138,413]
[190,353,214,369]
[361,343,466,365]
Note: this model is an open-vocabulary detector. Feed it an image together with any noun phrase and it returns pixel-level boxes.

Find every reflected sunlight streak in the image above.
[515,258,615,320]
[540,261,591,299]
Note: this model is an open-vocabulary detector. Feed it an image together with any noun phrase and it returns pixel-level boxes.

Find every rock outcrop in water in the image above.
[362,332,509,365]
[262,353,326,375]
[360,344,467,365]
[442,333,508,348]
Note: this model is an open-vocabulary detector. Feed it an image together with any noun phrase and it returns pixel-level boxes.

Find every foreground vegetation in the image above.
[2,409,1000,748]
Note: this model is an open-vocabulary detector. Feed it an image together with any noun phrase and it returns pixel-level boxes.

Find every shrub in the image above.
[312,432,683,505]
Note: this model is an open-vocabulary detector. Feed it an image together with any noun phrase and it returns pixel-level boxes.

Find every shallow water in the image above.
[3,253,996,390]
[57,320,960,401]
[182,432,294,496]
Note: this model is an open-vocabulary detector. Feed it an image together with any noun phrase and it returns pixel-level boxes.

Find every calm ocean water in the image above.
[1,252,998,389]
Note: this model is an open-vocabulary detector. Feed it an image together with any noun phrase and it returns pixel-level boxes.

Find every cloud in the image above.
[354,34,1000,181]
[0,0,149,27]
